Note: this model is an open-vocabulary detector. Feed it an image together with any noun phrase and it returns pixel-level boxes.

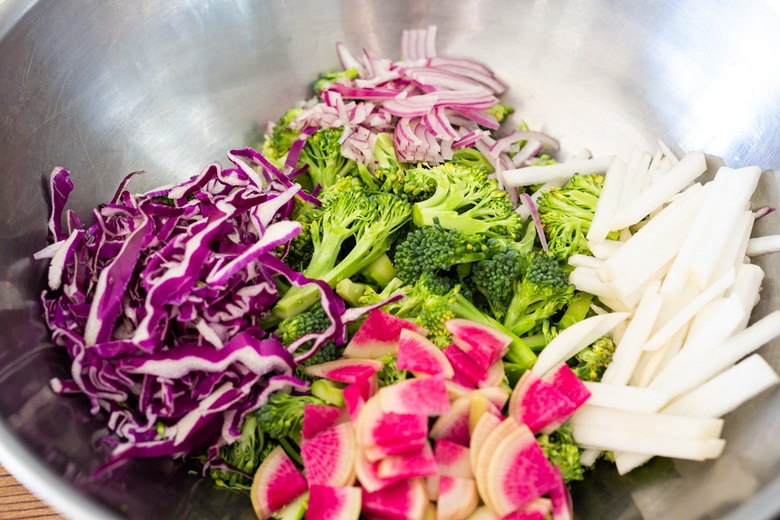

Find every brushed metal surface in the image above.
[1,1,779,518]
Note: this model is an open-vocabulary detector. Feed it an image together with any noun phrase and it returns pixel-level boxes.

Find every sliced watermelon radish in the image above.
[343,309,428,359]
[507,370,577,434]
[481,359,506,388]
[250,446,309,520]
[301,421,357,487]
[502,498,553,520]
[476,386,510,411]
[305,485,362,520]
[469,410,502,478]
[343,373,378,422]
[362,478,430,520]
[354,445,407,493]
[434,438,473,479]
[378,375,451,416]
[363,434,429,462]
[443,344,488,387]
[303,357,384,384]
[426,474,441,501]
[445,318,512,370]
[377,440,438,480]
[485,422,559,517]
[436,475,479,520]
[303,403,345,441]
[444,379,475,400]
[474,417,520,512]
[397,328,455,378]
[542,363,592,409]
[357,396,429,448]
[430,394,474,447]
[466,505,500,520]
[548,465,574,520]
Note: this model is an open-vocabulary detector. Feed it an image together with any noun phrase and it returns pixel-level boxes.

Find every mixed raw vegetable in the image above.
[35,25,780,519]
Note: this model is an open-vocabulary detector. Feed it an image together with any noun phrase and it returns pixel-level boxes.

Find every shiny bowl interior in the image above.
[2,1,780,518]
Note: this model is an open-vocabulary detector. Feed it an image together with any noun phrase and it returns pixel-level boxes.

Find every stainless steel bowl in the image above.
[2,1,780,518]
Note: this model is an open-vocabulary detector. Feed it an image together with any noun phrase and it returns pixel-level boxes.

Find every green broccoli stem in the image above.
[558,291,594,329]
[450,292,537,369]
[361,253,396,287]
[335,278,369,307]
[311,379,345,407]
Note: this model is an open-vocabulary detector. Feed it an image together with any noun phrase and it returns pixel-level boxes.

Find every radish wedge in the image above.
[445,318,512,370]
[354,445,406,493]
[443,344,488,387]
[397,328,454,378]
[250,446,309,520]
[377,440,438,480]
[436,475,479,520]
[474,417,521,512]
[532,312,630,378]
[467,506,500,520]
[378,375,451,416]
[306,485,362,520]
[542,363,591,409]
[302,403,345,441]
[303,357,384,384]
[363,435,429,462]
[502,498,553,520]
[343,374,378,421]
[507,369,578,434]
[357,396,429,448]
[343,309,428,358]
[362,478,429,520]
[434,438,473,478]
[485,422,559,517]
[469,412,502,477]
[301,421,357,487]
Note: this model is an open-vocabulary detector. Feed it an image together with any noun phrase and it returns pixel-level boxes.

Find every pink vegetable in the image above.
[343,309,428,359]
[396,329,454,378]
[302,357,384,384]
[250,446,308,520]
[305,485,362,520]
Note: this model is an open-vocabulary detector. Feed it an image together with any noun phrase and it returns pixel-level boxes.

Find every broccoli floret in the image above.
[298,127,357,192]
[536,424,586,483]
[372,132,407,176]
[257,391,327,443]
[485,103,515,123]
[569,336,616,382]
[261,107,305,167]
[375,354,409,388]
[273,187,412,318]
[399,163,525,237]
[503,253,575,337]
[450,147,495,174]
[209,414,276,492]
[537,173,612,259]
[313,67,360,93]
[274,304,343,379]
[393,223,490,287]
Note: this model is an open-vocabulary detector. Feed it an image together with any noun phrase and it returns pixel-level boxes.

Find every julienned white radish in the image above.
[569,404,724,439]
[587,156,626,243]
[600,281,663,385]
[608,150,707,230]
[641,267,736,352]
[500,155,614,187]
[728,262,765,330]
[532,312,630,377]
[746,234,780,256]
[582,382,669,413]
[662,354,780,418]
[617,150,654,215]
[675,296,746,359]
[648,310,780,398]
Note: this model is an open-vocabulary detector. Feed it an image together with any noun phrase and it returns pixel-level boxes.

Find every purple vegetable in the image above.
[37,150,354,475]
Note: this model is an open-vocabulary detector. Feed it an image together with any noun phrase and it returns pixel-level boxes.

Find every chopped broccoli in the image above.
[485,103,515,123]
[209,414,275,492]
[313,67,360,93]
[502,253,575,337]
[569,336,616,382]
[298,127,357,192]
[261,107,305,167]
[393,223,490,289]
[257,391,327,443]
[537,173,612,259]
[273,187,412,318]
[398,163,525,237]
[375,354,409,388]
[450,147,495,174]
[274,304,343,380]
[537,424,586,483]
[372,132,407,177]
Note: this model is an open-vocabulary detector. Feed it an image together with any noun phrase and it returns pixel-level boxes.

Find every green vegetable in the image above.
[569,336,616,382]
[537,173,615,259]
[375,354,409,388]
[209,414,275,492]
[274,304,343,380]
[274,186,412,318]
[313,67,359,93]
[261,106,305,167]
[536,424,586,483]
[257,392,327,443]
[298,127,357,191]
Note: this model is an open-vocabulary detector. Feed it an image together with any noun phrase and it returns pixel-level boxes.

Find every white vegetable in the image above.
[587,156,627,243]
[746,234,780,256]
[500,155,614,187]
[570,404,724,439]
[582,382,670,412]
[531,312,630,377]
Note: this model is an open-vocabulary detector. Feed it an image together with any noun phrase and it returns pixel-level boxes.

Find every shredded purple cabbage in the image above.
[38,151,349,475]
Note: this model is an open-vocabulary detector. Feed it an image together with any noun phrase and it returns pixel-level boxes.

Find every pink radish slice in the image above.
[445,318,512,370]
[357,397,429,448]
[397,328,454,378]
[354,445,407,493]
[377,440,438,480]
[542,363,592,409]
[548,466,574,520]
[469,411,502,477]
[301,421,357,487]
[305,485,362,520]
[302,403,345,441]
[343,309,428,358]
[480,359,506,388]
[361,478,429,520]
[485,423,559,517]
[436,475,479,520]
[378,375,451,416]
[507,370,577,433]
[502,498,553,520]
[250,446,309,520]
[363,434,429,462]
[303,357,384,384]
[426,474,441,500]
[434,438,473,478]
[443,344,488,387]
[430,394,474,446]
[467,505,500,520]
[342,373,378,421]
[474,417,520,512]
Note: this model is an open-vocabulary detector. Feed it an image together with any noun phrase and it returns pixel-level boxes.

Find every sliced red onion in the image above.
[520,192,548,252]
